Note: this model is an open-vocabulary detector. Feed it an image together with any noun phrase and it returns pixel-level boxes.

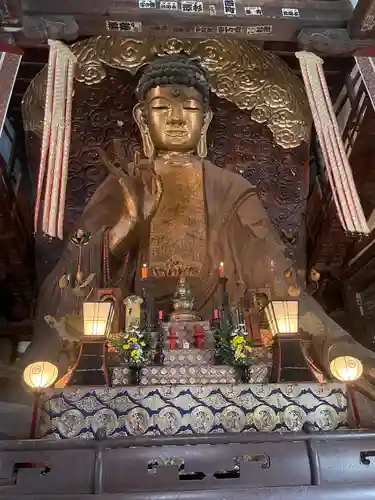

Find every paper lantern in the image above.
[23,361,58,390]
[83,301,114,337]
[330,356,363,382]
[265,300,299,335]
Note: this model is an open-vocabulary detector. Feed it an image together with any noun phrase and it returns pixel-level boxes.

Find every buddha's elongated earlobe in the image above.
[197,108,213,159]
[197,134,207,159]
[133,103,155,158]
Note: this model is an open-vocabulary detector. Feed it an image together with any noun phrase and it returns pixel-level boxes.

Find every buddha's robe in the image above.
[17,160,375,392]
[36,160,290,319]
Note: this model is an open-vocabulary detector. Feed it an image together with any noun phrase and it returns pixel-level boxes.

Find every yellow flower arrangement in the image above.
[232,335,246,346]
[230,331,253,365]
[131,350,140,360]
[109,323,150,368]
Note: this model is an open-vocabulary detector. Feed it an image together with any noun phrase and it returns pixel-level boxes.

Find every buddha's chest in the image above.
[149,166,206,277]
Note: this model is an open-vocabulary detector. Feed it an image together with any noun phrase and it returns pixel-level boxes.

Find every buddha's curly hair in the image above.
[135,55,210,109]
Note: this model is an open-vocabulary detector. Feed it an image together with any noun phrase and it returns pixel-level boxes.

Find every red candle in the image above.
[219,262,225,278]
[158,310,164,321]
[194,325,205,349]
[214,309,219,319]
[169,328,177,350]
[141,263,148,279]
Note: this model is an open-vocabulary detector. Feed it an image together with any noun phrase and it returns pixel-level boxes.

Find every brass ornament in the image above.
[71,229,92,246]
[68,229,94,289]
[284,268,293,280]
[58,272,96,296]
[309,268,321,282]
[253,292,270,309]
[44,314,84,342]
[59,274,71,289]
[288,284,301,297]
[22,36,311,150]
[171,275,199,322]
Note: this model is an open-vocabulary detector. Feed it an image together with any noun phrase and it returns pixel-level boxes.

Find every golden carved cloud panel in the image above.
[23,36,311,150]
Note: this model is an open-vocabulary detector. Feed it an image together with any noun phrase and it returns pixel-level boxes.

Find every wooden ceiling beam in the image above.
[0,2,368,56]
[22,0,352,22]
[16,0,354,43]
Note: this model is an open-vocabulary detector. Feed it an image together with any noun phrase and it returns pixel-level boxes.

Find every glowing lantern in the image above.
[83,301,114,337]
[265,300,299,335]
[330,356,363,382]
[23,361,59,391]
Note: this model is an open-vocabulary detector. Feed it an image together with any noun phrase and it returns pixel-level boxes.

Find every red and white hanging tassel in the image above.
[34,40,76,240]
[296,51,370,235]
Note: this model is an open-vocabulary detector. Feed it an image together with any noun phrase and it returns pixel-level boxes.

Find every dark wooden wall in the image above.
[0,154,34,321]
[307,106,375,279]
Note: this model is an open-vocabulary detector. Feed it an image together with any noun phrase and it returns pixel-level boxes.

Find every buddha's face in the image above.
[144,85,206,152]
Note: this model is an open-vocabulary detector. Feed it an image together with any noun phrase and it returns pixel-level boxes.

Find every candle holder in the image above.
[219,276,231,324]
[154,311,165,365]
[140,286,148,329]
[211,308,221,364]
[237,299,246,328]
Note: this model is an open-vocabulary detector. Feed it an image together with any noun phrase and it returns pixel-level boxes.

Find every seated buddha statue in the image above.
[18,54,375,391]
[37,54,292,321]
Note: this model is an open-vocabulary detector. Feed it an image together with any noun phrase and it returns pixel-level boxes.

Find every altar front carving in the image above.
[39,383,348,439]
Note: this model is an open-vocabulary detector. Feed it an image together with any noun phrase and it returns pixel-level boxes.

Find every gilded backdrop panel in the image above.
[26,69,308,282]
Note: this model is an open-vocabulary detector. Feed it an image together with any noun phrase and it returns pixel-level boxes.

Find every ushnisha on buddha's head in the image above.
[134,55,213,158]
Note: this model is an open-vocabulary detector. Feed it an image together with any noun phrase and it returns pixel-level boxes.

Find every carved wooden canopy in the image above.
[22,36,311,150]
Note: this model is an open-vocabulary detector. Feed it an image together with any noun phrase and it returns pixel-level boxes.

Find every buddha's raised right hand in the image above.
[109,177,138,254]
[138,166,163,220]
[109,169,163,254]
[118,165,163,220]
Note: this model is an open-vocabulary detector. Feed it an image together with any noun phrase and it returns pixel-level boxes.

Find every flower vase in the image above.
[236,365,250,383]
[213,334,223,365]
[213,348,222,365]
[154,349,165,366]
[129,366,142,385]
